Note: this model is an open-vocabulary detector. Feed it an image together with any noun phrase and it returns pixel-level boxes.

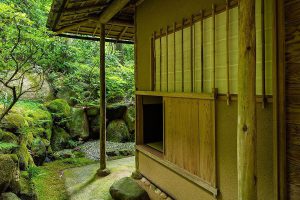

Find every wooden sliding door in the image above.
[164,97,215,186]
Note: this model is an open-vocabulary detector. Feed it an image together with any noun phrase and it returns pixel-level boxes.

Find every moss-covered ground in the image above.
[30,158,96,200]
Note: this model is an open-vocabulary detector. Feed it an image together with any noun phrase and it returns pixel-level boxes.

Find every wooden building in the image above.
[47,0,300,199]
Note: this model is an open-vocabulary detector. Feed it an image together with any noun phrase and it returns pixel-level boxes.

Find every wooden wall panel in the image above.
[164,97,215,186]
[285,0,300,199]
[199,100,215,186]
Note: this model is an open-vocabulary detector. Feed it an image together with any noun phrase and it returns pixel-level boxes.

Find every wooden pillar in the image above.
[98,23,110,177]
[237,0,257,199]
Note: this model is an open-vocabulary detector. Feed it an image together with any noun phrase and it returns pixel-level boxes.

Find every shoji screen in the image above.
[154,0,273,96]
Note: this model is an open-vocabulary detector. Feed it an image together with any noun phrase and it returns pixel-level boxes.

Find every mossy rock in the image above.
[124,106,135,135]
[109,177,150,200]
[107,120,130,143]
[25,107,52,130]
[31,138,47,166]
[45,99,71,126]
[1,192,21,200]
[86,106,100,116]
[53,149,85,160]
[50,127,70,151]
[107,103,128,121]
[16,143,35,170]
[69,108,89,139]
[0,112,29,132]
[0,154,17,193]
[0,130,18,144]
[88,115,100,139]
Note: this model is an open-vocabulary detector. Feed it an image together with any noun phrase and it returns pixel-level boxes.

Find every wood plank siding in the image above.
[285,0,300,199]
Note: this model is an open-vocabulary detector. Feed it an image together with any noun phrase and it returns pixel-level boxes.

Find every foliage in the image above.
[0,142,18,152]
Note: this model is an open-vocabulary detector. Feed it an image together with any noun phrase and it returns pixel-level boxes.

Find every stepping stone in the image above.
[110,177,150,200]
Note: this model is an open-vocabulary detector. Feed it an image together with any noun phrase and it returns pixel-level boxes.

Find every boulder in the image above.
[16,143,35,170]
[109,177,150,200]
[88,115,100,139]
[107,120,130,143]
[124,105,135,134]
[107,103,128,121]
[0,112,29,133]
[1,192,21,200]
[31,137,47,166]
[45,99,71,127]
[86,106,100,117]
[69,107,89,139]
[0,154,17,193]
[50,127,70,151]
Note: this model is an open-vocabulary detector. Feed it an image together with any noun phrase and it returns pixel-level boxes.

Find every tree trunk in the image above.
[237,0,257,199]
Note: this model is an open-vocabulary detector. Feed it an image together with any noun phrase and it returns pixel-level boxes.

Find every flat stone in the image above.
[110,177,150,200]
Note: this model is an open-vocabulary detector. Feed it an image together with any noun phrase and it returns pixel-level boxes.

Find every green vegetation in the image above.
[30,158,95,200]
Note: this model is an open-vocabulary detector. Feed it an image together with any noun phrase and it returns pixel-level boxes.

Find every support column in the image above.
[98,23,110,177]
[237,0,257,199]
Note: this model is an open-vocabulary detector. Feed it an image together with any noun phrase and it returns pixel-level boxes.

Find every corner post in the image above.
[98,23,110,177]
[237,0,257,199]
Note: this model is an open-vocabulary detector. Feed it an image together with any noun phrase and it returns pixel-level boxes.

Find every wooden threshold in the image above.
[136,145,218,197]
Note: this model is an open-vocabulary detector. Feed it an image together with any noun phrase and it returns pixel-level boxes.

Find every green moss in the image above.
[50,127,70,151]
[0,129,18,144]
[45,99,71,124]
[17,143,35,170]
[0,142,19,154]
[31,158,95,200]
[19,171,36,200]
[0,154,17,192]
[107,120,130,142]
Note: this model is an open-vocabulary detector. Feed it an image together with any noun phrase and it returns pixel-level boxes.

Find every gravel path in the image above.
[79,140,135,160]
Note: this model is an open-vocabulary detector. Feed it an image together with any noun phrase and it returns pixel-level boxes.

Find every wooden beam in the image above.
[55,0,130,34]
[226,0,231,105]
[237,0,257,199]
[98,0,130,23]
[97,23,110,177]
[118,26,128,40]
[62,4,107,16]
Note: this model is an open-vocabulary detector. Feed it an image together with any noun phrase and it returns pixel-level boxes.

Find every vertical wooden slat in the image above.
[182,19,185,92]
[226,0,231,105]
[201,10,204,93]
[166,26,169,92]
[191,16,194,92]
[212,4,216,92]
[153,32,157,91]
[150,33,155,91]
[261,0,266,108]
[237,0,257,199]
[160,28,162,92]
[174,23,176,92]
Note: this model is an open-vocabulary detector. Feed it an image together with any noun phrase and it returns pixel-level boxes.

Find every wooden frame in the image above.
[135,91,217,196]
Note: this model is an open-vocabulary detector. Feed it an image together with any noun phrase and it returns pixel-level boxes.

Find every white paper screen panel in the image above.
[154,0,272,95]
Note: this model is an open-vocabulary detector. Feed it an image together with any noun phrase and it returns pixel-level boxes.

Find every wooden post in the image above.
[237,0,257,199]
[97,23,110,177]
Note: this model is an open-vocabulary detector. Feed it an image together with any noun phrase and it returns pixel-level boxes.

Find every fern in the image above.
[0,142,18,152]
